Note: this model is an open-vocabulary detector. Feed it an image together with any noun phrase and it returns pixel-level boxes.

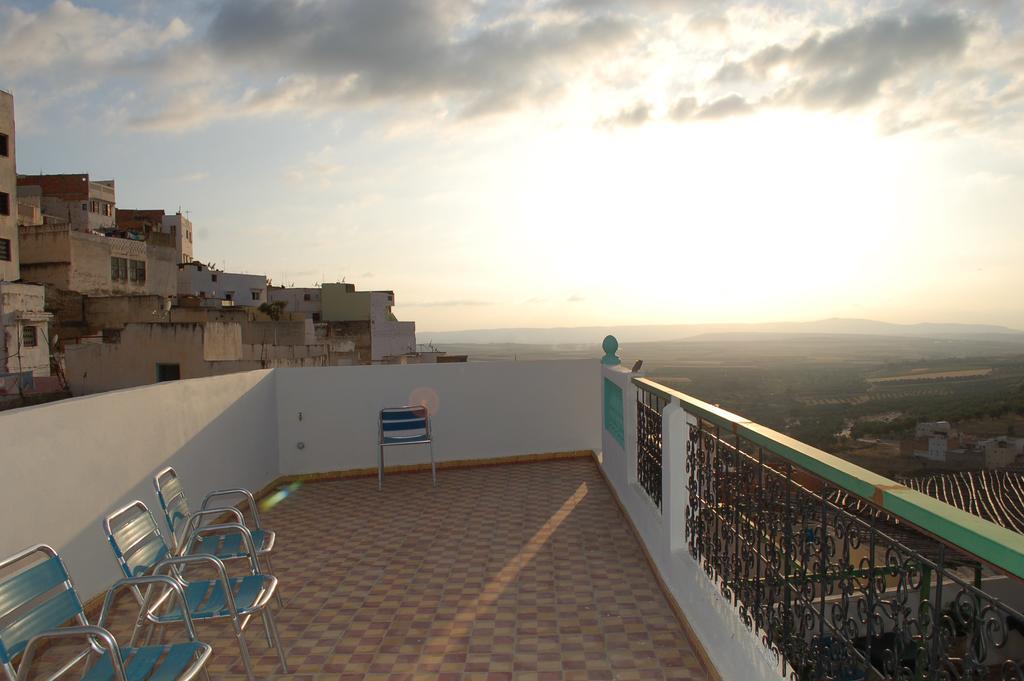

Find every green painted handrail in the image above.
[631,376,1024,580]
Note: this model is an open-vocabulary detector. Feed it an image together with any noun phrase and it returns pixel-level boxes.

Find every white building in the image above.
[267,286,322,320]
[177,261,268,307]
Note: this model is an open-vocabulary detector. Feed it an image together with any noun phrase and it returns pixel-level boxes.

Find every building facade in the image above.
[320,283,417,362]
[17,174,116,232]
[0,92,53,391]
[177,261,268,307]
[0,91,17,282]
[0,282,52,379]
[18,223,177,297]
[117,208,194,263]
[267,286,322,320]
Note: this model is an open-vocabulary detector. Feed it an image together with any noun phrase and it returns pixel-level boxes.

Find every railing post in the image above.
[662,400,687,553]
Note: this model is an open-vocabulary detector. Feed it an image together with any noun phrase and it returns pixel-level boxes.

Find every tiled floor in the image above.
[44,457,711,680]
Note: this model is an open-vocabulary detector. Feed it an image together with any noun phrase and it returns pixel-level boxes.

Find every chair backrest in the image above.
[103,501,170,580]
[0,545,86,680]
[379,406,430,441]
[154,467,191,546]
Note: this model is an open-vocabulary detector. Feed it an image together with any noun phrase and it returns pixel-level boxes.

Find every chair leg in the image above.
[264,604,289,673]
[232,618,255,681]
[263,554,284,608]
[430,441,436,487]
[378,445,384,491]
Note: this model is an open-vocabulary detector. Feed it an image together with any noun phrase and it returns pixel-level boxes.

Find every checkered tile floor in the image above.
[39,458,711,680]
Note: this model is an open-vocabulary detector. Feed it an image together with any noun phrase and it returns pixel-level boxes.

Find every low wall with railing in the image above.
[600,360,1024,681]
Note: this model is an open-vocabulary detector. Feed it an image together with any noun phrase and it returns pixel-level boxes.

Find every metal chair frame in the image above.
[0,544,210,681]
[378,405,436,490]
[102,501,287,681]
[153,467,281,607]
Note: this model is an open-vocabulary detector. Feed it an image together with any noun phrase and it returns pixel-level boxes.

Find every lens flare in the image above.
[409,386,440,415]
[259,481,302,511]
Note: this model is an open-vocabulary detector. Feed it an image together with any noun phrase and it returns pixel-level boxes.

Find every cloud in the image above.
[567,294,585,303]
[403,300,493,307]
[284,145,345,186]
[669,96,697,120]
[174,171,209,182]
[0,1,190,79]
[711,12,973,114]
[602,101,651,128]
[696,93,752,119]
[199,0,638,120]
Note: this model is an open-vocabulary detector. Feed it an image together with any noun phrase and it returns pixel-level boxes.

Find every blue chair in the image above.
[378,405,435,490]
[102,501,286,681]
[0,544,211,681]
[152,467,281,607]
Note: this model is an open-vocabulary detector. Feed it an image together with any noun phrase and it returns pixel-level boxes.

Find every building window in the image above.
[211,274,217,282]
[251,291,261,301]
[312,312,321,322]
[0,191,9,216]
[0,133,8,157]
[129,259,146,283]
[82,203,88,211]
[303,293,311,301]
[156,363,181,382]
[224,292,233,301]
[22,326,37,347]
[90,200,98,213]
[111,256,128,280]
[0,238,10,261]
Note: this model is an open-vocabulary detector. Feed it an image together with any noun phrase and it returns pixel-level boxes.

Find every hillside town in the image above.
[1,91,460,408]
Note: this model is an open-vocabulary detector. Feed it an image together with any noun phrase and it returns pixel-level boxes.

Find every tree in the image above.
[258,300,287,321]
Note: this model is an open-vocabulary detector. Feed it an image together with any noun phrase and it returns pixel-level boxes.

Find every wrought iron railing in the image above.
[636,384,667,510]
[632,377,1024,681]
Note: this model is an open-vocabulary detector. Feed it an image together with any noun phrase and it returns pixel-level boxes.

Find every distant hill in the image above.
[417,318,1024,345]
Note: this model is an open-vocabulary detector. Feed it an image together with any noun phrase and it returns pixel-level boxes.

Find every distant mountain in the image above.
[417,318,1024,345]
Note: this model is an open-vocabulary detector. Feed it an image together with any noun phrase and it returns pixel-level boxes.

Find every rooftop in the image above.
[38,459,708,680]
[4,355,1024,681]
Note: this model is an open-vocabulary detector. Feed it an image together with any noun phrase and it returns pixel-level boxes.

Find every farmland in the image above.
[439,332,1024,477]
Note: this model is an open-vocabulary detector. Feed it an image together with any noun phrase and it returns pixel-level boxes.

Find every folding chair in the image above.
[152,467,281,607]
[102,501,286,681]
[378,405,435,490]
[0,544,210,681]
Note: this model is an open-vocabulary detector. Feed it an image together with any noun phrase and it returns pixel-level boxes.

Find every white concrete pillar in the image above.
[662,401,689,553]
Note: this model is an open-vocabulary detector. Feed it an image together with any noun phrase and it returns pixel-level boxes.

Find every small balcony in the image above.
[3,347,1024,680]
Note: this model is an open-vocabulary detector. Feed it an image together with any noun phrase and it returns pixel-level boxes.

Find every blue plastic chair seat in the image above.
[81,642,205,681]
[188,528,274,560]
[155,575,270,622]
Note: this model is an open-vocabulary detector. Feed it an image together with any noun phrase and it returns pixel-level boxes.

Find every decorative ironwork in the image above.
[636,386,667,510]
[684,417,1024,681]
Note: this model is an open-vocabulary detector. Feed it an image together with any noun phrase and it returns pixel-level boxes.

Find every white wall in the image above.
[275,359,601,475]
[0,360,601,602]
[599,365,785,681]
[0,370,279,601]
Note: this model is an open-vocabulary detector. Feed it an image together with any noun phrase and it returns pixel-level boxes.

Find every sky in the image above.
[1,0,1022,332]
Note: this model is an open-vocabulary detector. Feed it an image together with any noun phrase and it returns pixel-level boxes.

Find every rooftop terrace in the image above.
[3,351,1024,680]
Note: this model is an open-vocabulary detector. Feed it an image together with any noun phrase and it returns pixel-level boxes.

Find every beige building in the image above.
[1,90,17,282]
[0,91,54,395]
[18,223,177,297]
[117,208,194,264]
[64,320,355,395]
[17,174,116,233]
